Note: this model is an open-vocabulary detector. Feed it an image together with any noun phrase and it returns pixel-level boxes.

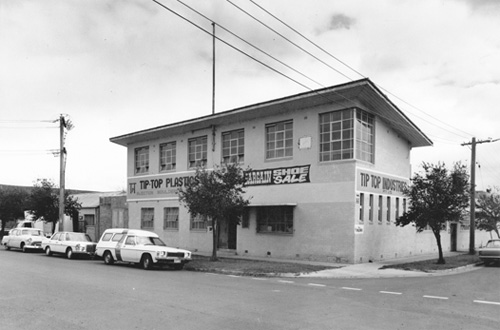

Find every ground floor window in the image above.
[256,206,294,234]
[190,214,207,231]
[141,208,154,229]
[164,207,179,230]
[84,214,95,226]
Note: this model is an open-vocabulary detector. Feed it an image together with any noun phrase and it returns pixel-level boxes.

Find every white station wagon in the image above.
[95,229,192,270]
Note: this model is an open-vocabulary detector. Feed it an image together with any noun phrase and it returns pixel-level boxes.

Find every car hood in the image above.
[137,245,191,254]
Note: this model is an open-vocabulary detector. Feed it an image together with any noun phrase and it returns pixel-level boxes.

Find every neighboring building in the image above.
[72,191,128,241]
[109,79,487,263]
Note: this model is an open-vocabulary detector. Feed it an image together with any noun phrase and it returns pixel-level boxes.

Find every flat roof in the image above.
[110,78,432,148]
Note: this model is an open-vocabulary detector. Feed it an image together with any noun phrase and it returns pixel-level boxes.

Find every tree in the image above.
[28,179,81,233]
[0,187,29,238]
[475,187,500,239]
[177,164,250,261]
[396,162,469,264]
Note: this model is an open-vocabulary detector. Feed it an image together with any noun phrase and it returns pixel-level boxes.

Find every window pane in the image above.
[265,120,293,160]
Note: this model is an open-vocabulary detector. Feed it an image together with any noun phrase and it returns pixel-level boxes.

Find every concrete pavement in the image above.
[199,250,483,279]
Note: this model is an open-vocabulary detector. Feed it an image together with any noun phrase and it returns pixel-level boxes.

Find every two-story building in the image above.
[110,78,473,263]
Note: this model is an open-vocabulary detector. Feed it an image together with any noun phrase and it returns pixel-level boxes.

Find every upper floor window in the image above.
[356,110,375,163]
[135,146,149,174]
[266,120,293,160]
[160,142,176,172]
[188,136,207,168]
[319,108,374,163]
[222,129,244,164]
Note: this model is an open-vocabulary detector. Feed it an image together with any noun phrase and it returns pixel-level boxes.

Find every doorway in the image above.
[450,223,457,252]
[218,219,237,250]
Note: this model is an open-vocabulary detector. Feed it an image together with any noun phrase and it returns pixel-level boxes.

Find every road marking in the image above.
[251,277,267,281]
[473,300,500,306]
[380,291,402,295]
[227,275,240,278]
[278,280,294,284]
[342,287,362,291]
[423,295,449,300]
[308,283,326,287]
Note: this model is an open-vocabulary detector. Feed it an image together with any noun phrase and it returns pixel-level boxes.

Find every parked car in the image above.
[2,228,47,252]
[95,228,192,270]
[478,239,500,266]
[42,232,96,259]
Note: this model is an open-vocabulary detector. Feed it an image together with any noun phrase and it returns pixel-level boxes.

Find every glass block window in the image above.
[222,129,244,164]
[135,146,149,174]
[163,207,179,230]
[265,120,293,159]
[256,206,294,234]
[188,136,207,168]
[160,142,176,172]
[141,208,154,229]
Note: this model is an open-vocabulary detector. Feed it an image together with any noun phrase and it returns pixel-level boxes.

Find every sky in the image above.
[1,0,499,192]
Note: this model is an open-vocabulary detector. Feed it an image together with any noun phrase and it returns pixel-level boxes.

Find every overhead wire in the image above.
[152,1,438,141]
[175,0,325,88]
[243,0,474,139]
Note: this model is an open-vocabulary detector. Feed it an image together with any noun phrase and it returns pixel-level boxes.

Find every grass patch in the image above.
[380,253,482,272]
[185,255,338,276]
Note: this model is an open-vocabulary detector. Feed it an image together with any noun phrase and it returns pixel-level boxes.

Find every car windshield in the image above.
[136,236,166,246]
[67,233,92,242]
[486,241,500,248]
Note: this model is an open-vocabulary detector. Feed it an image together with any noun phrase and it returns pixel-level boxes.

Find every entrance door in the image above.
[218,219,237,250]
[450,223,457,252]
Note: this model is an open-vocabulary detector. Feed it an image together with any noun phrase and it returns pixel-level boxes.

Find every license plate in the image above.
[174,259,180,263]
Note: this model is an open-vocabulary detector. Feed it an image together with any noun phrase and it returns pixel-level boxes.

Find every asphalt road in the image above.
[0,248,499,330]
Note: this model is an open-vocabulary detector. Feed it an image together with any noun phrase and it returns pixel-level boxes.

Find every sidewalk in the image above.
[194,250,482,279]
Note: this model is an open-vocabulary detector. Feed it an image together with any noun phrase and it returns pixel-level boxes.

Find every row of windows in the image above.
[139,206,294,235]
[358,193,407,224]
[134,108,375,174]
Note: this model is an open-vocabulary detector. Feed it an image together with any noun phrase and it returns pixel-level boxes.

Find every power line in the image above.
[226,0,355,81]
[152,1,433,141]
[175,0,325,88]
[244,0,474,139]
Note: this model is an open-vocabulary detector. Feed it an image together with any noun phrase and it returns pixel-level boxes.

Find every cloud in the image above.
[328,14,356,30]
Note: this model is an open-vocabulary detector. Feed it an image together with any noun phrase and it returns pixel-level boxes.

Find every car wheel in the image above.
[141,254,153,270]
[4,244,10,251]
[21,243,27,253]
[103,251,114,265]
[66,248,73,259]
[45,247,52,256]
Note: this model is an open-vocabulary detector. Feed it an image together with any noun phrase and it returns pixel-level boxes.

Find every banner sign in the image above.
[357,169,408,196]
[245,165,311,186]
[128,172,196,199]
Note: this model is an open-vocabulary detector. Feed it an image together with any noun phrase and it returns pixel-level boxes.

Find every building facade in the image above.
[110,79,486,263]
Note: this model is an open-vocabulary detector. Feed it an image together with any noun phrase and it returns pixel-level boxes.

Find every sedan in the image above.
[2,228,47,252]
[478,239,500,266]
[43,232,96,259]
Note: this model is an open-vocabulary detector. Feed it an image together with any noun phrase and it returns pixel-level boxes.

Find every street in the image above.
[1,249,499,330]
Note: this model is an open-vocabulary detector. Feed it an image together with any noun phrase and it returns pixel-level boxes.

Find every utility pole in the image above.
[58,114,73,231]
[212,22,216,115]
[461,137,500,254]
[59,115,66,231]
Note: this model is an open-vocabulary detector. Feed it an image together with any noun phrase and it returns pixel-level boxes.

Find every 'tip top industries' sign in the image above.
[357,169,408,196]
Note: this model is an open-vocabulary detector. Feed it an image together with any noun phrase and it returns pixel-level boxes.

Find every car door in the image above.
[7,229,19,247]
[49,233,62,253]
[120,235,142,263]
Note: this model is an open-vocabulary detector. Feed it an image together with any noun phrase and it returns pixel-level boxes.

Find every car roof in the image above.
[102,228,159,238]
